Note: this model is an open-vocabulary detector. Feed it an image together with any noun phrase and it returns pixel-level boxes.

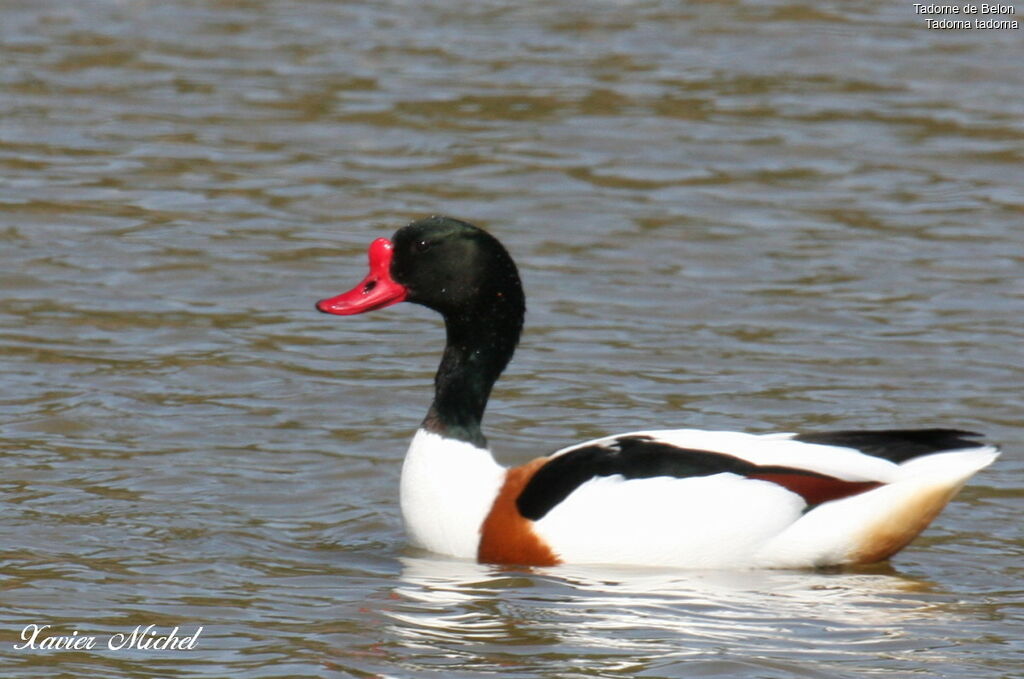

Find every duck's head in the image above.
[316,216,525,323]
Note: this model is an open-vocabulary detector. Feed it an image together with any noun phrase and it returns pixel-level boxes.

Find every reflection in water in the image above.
[385,556,954,675]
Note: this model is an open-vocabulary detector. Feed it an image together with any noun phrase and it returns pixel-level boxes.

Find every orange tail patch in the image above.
[849,482,962,564]
[478,458,562,567]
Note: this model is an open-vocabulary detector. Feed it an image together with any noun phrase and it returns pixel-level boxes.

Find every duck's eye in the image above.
[415,240,432,253]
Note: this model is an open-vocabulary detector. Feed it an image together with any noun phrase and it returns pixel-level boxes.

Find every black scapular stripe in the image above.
[516,435,844,521]
[793,428,983,464]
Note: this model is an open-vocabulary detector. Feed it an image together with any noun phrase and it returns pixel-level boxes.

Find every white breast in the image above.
[399,429,505,559]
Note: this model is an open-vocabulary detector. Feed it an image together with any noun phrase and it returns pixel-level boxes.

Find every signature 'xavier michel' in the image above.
[316,216,998,569]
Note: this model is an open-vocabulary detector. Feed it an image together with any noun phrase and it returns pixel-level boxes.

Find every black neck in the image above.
[422,301,522,448]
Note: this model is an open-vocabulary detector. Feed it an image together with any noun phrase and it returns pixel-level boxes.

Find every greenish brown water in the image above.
[1,1,1022,677]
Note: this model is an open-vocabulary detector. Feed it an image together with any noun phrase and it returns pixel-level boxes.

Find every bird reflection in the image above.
[376,554,948,674]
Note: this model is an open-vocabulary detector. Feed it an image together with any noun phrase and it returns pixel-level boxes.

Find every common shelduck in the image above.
[316,216,999,569]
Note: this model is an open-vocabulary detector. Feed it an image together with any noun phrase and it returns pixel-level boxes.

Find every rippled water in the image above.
[2,1,1022,677]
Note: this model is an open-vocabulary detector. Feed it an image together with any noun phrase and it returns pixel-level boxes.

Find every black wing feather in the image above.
[516,428,988,522]
[517,435,838,521]
[793,428,983,464]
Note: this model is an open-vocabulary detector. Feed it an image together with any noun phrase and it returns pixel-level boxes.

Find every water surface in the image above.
[1,1,1022,677]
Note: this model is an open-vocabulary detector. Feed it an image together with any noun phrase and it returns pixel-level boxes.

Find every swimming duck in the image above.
[316,216,998,569]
